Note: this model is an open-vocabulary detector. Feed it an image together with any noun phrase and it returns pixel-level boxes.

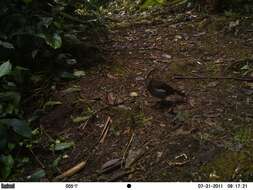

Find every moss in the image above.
[233,128,252,145]
[110,106,151,132]
[168,60,194,75]
[200,150,253,181]
[110,64,128,76]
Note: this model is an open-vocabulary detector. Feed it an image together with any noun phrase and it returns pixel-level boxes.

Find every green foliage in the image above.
[53,142,74,151]
[0,61,33,179]
[38,33,62,50]
[0,0,105,179]
[0,61,12,78]
[27,169,46,181]
[0,155,14,179]
[7,119,32,138]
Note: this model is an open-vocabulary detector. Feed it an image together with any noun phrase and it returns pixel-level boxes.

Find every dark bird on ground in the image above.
[145,68,185,100]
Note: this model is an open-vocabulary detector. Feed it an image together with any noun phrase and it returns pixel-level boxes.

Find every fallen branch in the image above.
[173,76,253,82]
[59,12,96,25]
[53,160,87,181]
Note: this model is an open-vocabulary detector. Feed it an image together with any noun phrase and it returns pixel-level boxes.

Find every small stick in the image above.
[173,76,253,82]
[167,160,191,167]
[99,116,112,144]
[40,126,55,142]
[79,119,89,130]
[29,148,45,169]
[53,160,87,181]
[124,141,151,169]
[126,150,145,169]
[122,132,135,165]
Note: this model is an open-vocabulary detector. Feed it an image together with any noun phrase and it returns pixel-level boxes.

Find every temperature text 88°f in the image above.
[65,184,78,189]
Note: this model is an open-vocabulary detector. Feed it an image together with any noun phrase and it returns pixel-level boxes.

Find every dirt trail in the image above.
[35,11,253,181]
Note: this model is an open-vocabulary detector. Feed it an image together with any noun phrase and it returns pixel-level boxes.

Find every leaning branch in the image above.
[59,12,96,25]
[173,76,253,82]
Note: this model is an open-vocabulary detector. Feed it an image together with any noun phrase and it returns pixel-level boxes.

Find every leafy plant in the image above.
[27,169,46,181]
[0,155,14,179]
[0,0,106,179]
[234,128,252,145]
[0,1,64,179]
[0,61,33,179]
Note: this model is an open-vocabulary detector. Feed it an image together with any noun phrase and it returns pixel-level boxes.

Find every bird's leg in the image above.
[158,99,174,109]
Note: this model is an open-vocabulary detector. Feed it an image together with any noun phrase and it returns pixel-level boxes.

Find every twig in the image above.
[29,148,45,169]
[173,76,253,82]
[79,119,89,130]
[99,116,112,144]
[126,150,146,169]
[59,12,96,25]
[53,160,87,181]
[122,132,135,165]
[124,141,152,169]
[40,126,55,142]
[167,160,191,167]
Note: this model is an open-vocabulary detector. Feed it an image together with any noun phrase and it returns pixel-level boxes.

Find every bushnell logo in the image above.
[1,183,15,189]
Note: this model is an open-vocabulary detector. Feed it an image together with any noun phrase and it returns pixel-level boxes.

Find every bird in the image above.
[145,68,185,101]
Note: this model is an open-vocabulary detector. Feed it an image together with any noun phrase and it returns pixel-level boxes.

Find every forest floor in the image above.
[22,9,253,181]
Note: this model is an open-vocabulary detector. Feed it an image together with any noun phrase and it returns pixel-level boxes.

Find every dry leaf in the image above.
[101,158,122,173]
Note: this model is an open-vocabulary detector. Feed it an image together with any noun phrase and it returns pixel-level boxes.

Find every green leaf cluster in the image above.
[0,61,32,179]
